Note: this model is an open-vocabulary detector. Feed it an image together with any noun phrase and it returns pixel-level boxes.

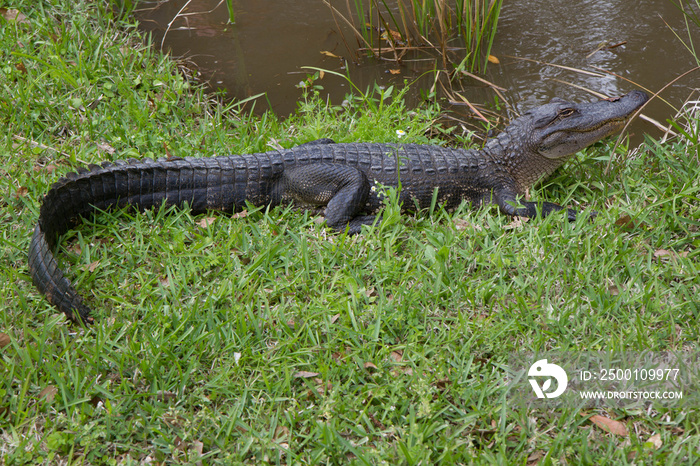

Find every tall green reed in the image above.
[224,0,235,23]
[337,0,502,73]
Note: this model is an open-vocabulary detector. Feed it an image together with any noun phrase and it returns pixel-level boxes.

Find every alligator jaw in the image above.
[533,90,648,159]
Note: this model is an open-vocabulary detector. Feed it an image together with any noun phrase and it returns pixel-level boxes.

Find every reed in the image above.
[670,0,699,65]
[330,0,502,73]
[224,0,235,23]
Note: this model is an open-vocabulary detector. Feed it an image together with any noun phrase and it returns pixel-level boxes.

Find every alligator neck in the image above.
[482,126,566,194]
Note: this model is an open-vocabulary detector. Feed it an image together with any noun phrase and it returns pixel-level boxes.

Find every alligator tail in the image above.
[29,223,93,322]
[28,155,276,323]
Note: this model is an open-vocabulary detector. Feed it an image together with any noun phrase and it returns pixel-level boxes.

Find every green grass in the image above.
[1,1,700,464]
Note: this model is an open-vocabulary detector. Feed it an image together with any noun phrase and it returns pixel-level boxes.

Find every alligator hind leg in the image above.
[280,164,373,233]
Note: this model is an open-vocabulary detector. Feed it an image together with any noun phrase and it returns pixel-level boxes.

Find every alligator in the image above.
[28,90,648,323]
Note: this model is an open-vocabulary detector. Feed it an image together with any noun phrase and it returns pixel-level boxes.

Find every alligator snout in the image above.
[626,89,649,103]
[606,90,648,104]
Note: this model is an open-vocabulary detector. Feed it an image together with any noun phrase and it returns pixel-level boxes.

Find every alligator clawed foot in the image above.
[566,208,598,222]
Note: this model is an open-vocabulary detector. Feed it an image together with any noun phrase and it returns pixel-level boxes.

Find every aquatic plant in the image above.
[324,0,503,74]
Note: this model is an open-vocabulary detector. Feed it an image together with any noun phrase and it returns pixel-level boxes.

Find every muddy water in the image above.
[491,0,699,132]
[136,0,699,134]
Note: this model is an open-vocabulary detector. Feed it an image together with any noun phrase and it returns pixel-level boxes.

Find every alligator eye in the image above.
[558,108,576,118]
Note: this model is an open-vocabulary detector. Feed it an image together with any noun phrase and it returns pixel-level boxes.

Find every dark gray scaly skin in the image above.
[28,90,648,323]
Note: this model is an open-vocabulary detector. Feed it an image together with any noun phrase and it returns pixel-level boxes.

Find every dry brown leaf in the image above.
[527,450,544,464]
[488,54,500,64]
[14,186,28,198]
[293,371,319,379]
[95,142,116,155]
[2,8,28,23]
[363,361,378,370]
[156,391,177,402]
[382,28,402,41]
[646,432,662,449]
[0,333,10,348]
[454,219,469,231]
[330,313,340,324]
[39,385,58,403]
[654,249,672,258]
[231,210,248,219]
[274,425,290,441]
[504,217,527,229]
[196,217,216,228]
[435,378,451,389]
[614,214,639,229]
[313,378,332,395]
[454,218,482,232]
[192,440,204,464]
[320,50,341,59]
[587,414,628,436]
[654,249,688,260]
[367,412,385,429]
[86,261,100,272]
[389,351,402,363]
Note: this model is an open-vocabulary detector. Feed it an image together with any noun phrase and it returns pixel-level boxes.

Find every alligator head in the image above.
[496,90,649,191]
[532,90,648,159]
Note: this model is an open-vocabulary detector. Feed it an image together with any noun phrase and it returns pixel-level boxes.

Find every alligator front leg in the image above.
[495,190,578,221]
[279,164,376,233]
